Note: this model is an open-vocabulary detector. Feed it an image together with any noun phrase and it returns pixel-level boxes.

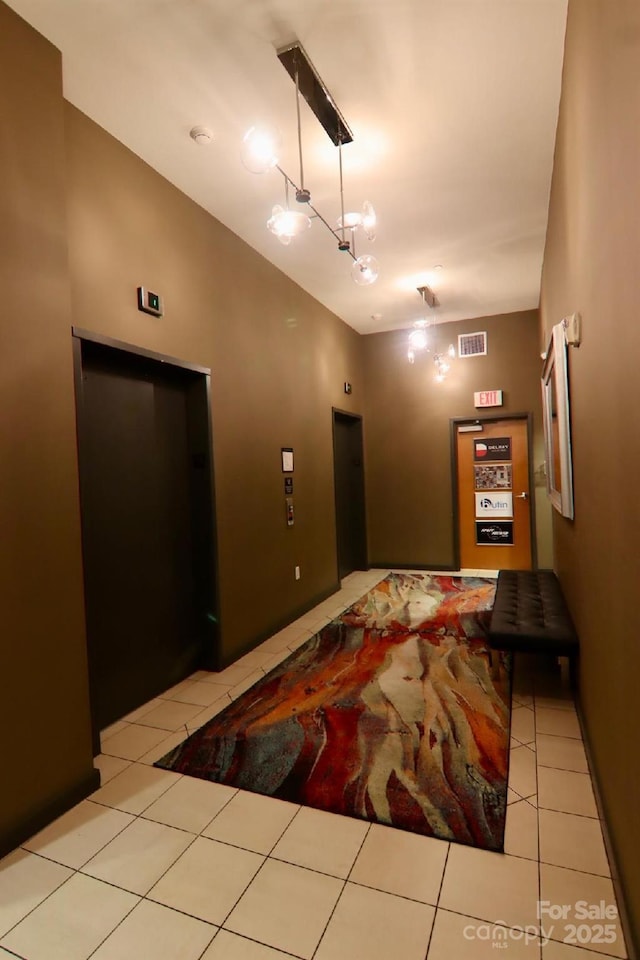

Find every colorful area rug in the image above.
[156,573,511,851]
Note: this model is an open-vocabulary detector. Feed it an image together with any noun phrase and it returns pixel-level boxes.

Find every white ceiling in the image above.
[6,0,568,335]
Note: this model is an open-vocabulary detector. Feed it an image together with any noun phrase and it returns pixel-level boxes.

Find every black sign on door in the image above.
[474,437,512,462]
[476,521,514,545]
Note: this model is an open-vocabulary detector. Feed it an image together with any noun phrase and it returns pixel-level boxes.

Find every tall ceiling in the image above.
[6,0,568,334]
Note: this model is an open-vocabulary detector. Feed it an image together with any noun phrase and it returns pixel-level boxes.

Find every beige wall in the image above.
[540,0,640,950]
[363,310,552,568]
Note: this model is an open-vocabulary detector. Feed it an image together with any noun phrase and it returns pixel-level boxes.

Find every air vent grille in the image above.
[458,331,487,357]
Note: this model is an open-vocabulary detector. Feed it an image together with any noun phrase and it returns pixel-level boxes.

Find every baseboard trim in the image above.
[217,580,341,670]
[369,562,457,572]
[575,697,638,960]
[0,767,101,861]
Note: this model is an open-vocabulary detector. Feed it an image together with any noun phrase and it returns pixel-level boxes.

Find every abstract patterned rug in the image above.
[155,573,511,851]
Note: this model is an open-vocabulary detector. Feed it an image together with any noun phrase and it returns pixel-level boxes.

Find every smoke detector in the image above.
[189,126,214,145]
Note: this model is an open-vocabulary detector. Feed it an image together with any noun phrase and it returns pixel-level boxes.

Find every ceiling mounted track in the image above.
[277,42,353,146]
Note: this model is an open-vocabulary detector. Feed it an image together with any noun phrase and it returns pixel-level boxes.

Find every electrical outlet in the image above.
[295,565,301,580]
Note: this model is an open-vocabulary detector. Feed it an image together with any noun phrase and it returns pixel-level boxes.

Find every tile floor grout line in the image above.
[0,862,79,947]
[424,842,452,958]
[82,886,150,960]
[215,855,271,935]
[263,804,305,859]
[308,875,349,960]
[344,821,372,885]
[532,668,544,960]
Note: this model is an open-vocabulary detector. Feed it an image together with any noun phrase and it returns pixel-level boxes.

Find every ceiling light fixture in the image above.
[408,286,456,381]
[242,42,379,284]
[190,125,214,145]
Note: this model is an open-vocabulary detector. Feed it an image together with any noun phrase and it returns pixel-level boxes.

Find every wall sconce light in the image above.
[242,42,379,284]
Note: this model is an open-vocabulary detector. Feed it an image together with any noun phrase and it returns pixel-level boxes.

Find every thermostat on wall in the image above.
[137,286,163,317]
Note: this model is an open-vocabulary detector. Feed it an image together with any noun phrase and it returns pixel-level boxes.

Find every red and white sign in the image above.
[474,390,503,408]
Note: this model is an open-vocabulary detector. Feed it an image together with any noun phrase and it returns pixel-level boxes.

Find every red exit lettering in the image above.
[474,390,503,408]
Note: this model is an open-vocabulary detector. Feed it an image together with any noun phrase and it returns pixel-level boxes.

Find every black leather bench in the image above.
[488,569,579,670]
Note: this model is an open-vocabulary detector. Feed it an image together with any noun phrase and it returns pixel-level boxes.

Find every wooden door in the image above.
[333,411,367,579]
[455,417,533,570]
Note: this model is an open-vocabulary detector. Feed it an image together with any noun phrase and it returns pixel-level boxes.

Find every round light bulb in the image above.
[337,212,362,230]
[408,329,428,351]
[351,254,380,286]
[267,205,311,242]
[241,125,280,174]
[362,200,377,241]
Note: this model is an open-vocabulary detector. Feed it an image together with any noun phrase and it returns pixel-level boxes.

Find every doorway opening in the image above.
[73,329,218,753]
[332,409,368,580]
[451,413,536,572]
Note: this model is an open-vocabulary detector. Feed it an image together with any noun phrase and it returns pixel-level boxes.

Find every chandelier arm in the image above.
[338,140,346,246]
[275,165,357,261]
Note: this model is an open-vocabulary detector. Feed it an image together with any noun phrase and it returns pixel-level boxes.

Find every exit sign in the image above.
[474,390,503,408]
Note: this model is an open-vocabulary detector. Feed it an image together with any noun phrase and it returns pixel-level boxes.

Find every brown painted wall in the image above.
[63,105,364,668]
[363,310,552,568]
[0,4,96,848]
[0,2,364,852]
[540,0,640,950]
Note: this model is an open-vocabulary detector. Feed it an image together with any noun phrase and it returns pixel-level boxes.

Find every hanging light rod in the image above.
[274,165,358,262]
[277,42,353,146]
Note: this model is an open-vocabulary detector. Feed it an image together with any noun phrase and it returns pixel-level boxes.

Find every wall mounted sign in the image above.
[474,437,511,462]
[284,477,293,495]
[137,286,163,317]
[475,492,513,518]
[474,463,512,490]
[476,521,514,545]
[281,448,294,472]
[474,390,503,408]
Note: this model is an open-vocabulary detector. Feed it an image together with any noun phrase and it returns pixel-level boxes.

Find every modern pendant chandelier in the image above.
[408,286,456,382]
[242,42,379,285]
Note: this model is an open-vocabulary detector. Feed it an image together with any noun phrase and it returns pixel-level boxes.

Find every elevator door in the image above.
[76,339,215,739]
[333,411,367,580]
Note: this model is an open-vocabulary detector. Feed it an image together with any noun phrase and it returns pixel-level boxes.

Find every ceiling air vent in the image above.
[458,331,487,358]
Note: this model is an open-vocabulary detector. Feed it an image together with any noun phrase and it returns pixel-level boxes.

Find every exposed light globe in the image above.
[241,125,281,174]
[267,205,311,242]
[351,254,380,286]
[337,212,362,230]
[448,343,456,358]
[408,328,428,351]
[362,200,377,241]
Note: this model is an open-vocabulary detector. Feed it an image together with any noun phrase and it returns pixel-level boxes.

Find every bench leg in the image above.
[489,648,501,681]
[558,656,571,688]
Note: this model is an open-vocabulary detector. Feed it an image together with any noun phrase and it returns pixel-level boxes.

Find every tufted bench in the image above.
[488,569,579,677]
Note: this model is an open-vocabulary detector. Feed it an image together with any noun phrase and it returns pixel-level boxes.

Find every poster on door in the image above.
[474,463,512,490]
[475,492,513,518]
[474,437,511,462]
[476,521,514,545]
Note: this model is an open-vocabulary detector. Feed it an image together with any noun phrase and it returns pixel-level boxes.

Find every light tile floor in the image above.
[0,570,628,960]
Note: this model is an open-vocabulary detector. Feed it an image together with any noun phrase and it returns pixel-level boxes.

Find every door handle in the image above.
[516,492,529,500]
